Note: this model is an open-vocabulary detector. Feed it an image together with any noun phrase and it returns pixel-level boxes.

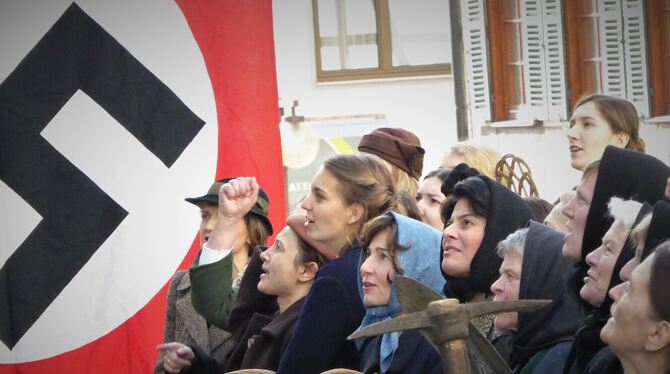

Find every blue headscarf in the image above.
[354,211,445,373]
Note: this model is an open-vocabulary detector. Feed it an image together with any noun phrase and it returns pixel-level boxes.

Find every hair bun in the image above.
[441,163,481,196]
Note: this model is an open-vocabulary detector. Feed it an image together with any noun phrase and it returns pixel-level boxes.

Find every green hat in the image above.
[185,178,273,234]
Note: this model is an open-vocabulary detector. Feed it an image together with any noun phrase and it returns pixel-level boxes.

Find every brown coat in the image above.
[154,270,235,374]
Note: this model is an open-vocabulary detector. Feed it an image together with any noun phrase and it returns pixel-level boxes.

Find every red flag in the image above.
[0,1,283,372]
[177,0,286,229]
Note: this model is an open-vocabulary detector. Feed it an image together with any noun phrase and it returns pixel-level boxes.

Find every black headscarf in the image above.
[642,200,670,260]
[511,221,584,369]
[440,172,532,302]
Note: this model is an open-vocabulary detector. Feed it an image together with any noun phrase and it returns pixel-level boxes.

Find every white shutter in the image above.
[599,0,626,98]
[542,0,568,120]
[622,0,650,117]
[519,0,567,121]
[520,0,547,120]
[462,0,491,125]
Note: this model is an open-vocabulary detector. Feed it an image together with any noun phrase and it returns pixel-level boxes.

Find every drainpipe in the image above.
[450,0,470,141]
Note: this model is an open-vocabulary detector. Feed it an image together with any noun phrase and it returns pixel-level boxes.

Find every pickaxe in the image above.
[348,276,551,374]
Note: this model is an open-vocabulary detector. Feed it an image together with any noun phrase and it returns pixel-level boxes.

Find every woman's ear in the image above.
[298,262,319,282]
[615,132,630,148]
[346,202,365,225]
[644,320,670,352]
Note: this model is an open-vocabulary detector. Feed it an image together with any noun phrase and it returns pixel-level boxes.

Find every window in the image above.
[566,0,651,117]
[464,0,665,127]
[646,0,670,117]
[312,0,451,82]
[467,0,567,123]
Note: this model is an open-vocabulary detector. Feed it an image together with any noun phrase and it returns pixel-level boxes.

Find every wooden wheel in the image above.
[495,154,539,197]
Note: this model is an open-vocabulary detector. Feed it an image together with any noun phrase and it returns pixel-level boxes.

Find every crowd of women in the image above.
[154,94,670,374]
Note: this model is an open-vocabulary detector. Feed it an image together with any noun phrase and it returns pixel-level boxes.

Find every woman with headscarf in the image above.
[600,241,670,374]
[440,164,532,337]
[588,200,670,373]
[560,146,669,374]
[491,221,584,373]
[355,211,445,374]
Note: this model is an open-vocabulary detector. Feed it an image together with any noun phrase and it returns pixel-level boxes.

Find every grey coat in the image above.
[154,270,235,374]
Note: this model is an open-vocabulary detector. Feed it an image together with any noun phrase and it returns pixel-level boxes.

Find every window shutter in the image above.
[519,0,567,121]
[520,0,547,120]
[622,0,650,117]
[599,0,626,98]
[462,0,491,124]
[541,0,568,120]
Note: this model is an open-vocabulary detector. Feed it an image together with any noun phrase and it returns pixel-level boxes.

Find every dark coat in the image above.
[154,270,235,374]
[239,298,305,370]
[275,243,366,374]
[518,341,572,374]
[583,347,622,374]
[360,330,442,374]
[188,301,304,373]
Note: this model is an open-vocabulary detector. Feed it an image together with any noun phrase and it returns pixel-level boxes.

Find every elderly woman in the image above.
[601,241,670,374]
[491,221,583,373]
[586,200,670,374]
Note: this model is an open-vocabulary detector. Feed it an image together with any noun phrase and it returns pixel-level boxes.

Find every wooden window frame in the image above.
[647,0,670,117]
[312,0,452,82]
[487,0,525,122]
[565,0,602,113]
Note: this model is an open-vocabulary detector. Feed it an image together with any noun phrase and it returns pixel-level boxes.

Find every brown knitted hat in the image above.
[286,213,339,260]
[358,127,425,179]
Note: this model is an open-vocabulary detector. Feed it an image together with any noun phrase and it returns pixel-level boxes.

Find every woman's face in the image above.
[567,102,626,171]
[258,226,302,296]
[601,253,657,356]
[490,252,523,331]
[301,168,358,252]
[561,171,598,260]
[581,221,628,306]
[441,198,487,277]
[360,229,395,307]
[416,176,446,231]
[197,203,218,247]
